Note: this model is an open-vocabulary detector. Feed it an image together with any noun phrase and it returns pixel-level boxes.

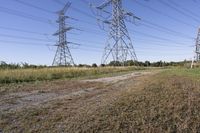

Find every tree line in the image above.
[106,60,190,67]
[0,60,192,69]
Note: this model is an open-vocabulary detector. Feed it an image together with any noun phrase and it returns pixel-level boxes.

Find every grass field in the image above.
[0,66,146,84]
[74,68,200,132]
[162,67,200,79]
[1,67,200,133]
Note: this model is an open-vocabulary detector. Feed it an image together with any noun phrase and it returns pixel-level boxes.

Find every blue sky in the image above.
[0,0,199,65]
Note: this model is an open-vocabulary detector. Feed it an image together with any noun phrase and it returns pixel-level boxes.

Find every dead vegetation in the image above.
[1,69,200,133]
[0,66,146,84]
[69,73,200,132]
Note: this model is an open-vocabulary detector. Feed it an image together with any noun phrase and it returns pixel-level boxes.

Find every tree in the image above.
[144,61,151,67]
[100,64,105,67]
[109,61,122,66]
[92,63,97,67]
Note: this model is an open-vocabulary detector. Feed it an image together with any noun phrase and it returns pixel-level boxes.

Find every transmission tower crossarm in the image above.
[53,27,73,36]
[124,11,141,20]
[96,0,112,9]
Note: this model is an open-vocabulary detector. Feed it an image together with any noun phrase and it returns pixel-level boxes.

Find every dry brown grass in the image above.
[1,69,200,133]
[0,66,145,84]
[64,72,200,132]
[77,75,200,132]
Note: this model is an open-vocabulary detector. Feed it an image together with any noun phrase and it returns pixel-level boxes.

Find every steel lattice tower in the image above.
[92,0,140,65]
[195,28,200,62]
[52,2,74,66]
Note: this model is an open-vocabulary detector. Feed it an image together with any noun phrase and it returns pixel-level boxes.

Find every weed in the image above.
[0,67,146,84]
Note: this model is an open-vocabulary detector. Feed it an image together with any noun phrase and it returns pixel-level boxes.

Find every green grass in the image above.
[161,67,200,79]
[0,66,146,84]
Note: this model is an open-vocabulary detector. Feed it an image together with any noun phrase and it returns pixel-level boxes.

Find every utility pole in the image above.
[195,28,200,62]
[91,0,140,65]
[52,2,75,66]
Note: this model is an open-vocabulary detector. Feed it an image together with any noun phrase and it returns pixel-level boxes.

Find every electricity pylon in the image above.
[52,2,74,66]
[195,28,200,62]
[91,0,140,65]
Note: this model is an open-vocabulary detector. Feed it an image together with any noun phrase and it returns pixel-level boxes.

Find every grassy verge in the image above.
[0,66,146,84]
[161,67,200,79]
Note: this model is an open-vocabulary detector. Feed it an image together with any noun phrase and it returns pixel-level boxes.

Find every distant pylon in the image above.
[52,2,74,66]
[91,0,140,65]
[195,28,200,62]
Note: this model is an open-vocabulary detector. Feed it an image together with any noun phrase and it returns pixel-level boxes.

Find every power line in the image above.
[76,42,191,51]
[71,6,96,19]
[15,0,192,42]
[141,19,195,40]
[77,1,195,41]
[0,25,78,35]
[158,0,200,23]
[80,0,91,6]
[67,20,194,48]
[0,40,50,46]
[0,26,50,36]
[72,47,192,56]
[0,6,54,24]
[133,38,193,48]
[52,0,94,20]
[0,33,55,42]
[168,0,200,19]
[0,41,190,53]
[0,13,194,44]
[192,0,200,8]
[0,23,192,50]
[76,24,193,47]
[132,0,197,29]
[74,48,193,60]
[52,0,64,5]
[0,0,193,51]
[13,0,55,14]
[53,0,95,20]
[0,30,192,49]
[68,33,192,48]
[129,29,192,46]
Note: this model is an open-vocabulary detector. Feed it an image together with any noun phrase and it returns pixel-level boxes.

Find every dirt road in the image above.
[0,70,159,132]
